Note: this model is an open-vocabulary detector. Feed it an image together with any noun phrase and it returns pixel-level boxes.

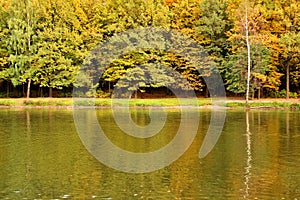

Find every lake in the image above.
[0,108,299,199]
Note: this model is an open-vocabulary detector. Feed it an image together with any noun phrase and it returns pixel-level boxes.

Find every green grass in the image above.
[23,99,73,106]
[0,99,18,106]
[225,101,300,110]
[93,98,212,107]
[0,98,299,110]
[0,98,212,107]
[0,98,73,107]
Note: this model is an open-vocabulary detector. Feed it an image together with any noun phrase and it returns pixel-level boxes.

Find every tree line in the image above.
[0,0,299,98]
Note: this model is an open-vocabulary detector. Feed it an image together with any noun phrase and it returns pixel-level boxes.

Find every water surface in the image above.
[0,108,299,199]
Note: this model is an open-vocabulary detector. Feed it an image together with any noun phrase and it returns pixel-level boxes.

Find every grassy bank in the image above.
[0,98,212,107]
[226,100,300,110]
[0,98,299,110]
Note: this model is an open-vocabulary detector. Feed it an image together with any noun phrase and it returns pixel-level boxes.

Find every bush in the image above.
[60,92,73,97]
[289,103,300,109]
[289,92,298,98]
[0,93,8,98]
[270,90,299,98]
[94,89,111,98]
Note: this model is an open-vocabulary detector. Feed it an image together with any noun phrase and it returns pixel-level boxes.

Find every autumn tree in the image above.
[279,32,300,98]
[224,0,274,98]
[258,0,299,98]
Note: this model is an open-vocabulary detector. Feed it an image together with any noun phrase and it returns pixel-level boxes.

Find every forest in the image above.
[0,0,299,99]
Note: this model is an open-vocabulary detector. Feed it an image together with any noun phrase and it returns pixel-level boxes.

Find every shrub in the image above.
[270,90,299,98]
[94,89,111,98]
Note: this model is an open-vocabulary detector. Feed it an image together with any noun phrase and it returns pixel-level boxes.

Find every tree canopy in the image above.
[0,0,299,98]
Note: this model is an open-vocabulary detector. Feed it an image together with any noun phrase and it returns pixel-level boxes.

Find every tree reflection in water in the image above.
[244,111,252,198]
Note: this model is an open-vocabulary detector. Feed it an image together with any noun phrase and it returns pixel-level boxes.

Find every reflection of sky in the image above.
[244,111,252,199]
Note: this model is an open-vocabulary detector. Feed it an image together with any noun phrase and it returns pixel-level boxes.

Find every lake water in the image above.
[0,108,299,199]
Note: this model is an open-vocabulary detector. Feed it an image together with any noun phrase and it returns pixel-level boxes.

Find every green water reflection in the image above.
[0,109,299,199]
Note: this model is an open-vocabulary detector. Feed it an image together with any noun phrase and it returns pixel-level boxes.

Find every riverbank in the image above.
[0,98,299,110]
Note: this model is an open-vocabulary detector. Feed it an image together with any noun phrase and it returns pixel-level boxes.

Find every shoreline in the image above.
[0,98,299,110]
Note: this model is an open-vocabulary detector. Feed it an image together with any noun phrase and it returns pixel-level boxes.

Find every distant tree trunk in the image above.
[258,87,261,100]
[49,87,53,98]
[40,87,43,97]
[6,82,10,97]
[205,85,209,98]
[108,81,111,92]
[135,90,138,99]
[23,84,25,97]
[26,79,31,98]
[27,6,32,99]
[286,65,290,100]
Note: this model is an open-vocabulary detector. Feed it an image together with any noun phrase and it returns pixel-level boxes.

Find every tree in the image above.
[245,0,251,105]
[258,0,300,98]
[113,63,176,98]
[34,29,82,97]
[169,0,201,39]
[224,0,273,99]
[0,1,11,96]
[4,0,41,98]
[197,0,233,96]
[197,0,232,66]
[33,0,89,97]
[279,32,300,99]
[102,49,202,98]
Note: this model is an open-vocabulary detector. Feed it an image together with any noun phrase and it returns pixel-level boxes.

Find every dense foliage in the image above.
[0,0,299,98]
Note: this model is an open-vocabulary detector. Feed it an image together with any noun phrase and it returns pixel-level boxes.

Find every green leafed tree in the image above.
[34,27,81,97]
[113,63,177,98]
[224,41,271,98]
[279,32,300,98]
[224,0,273,98]
[4,0,41,98]
[33,0,89,97]
[0,1,11,96]
[197,0,232,67]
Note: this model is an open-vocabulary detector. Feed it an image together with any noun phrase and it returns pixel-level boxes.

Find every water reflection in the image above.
[26,110,31,133]
[0,109,300,199]
[244,111,252,198]
[286,112,290,143]
[74,108,200,173]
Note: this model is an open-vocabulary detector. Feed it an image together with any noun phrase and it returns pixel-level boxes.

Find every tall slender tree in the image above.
[245,0,251,106]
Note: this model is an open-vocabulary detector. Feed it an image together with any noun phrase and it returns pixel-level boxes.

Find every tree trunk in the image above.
[49,87,53,98]
[135,90,138,99]
[205,85,209,98]
[23,84,25,97]
[286,65,290,100]
[245,3,251,108]
[26,79,31,98]
[258,87,261,100]
[6,82,9,98]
